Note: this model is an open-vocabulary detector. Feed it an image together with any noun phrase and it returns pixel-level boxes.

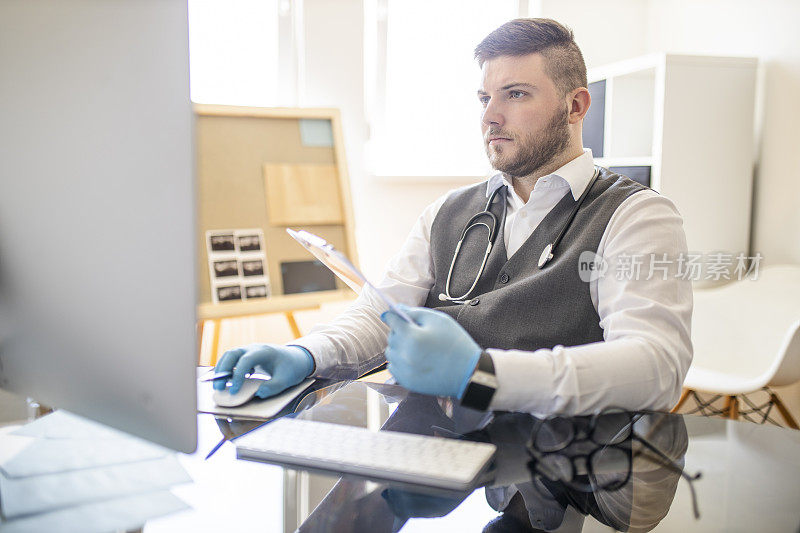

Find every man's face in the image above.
[478,53,571,178]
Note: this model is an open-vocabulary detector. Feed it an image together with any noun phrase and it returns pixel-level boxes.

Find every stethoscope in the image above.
[438,166,602,304]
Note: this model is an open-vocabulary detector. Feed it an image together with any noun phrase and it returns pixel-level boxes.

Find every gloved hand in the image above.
[381,488,466,520]
[213,344,315,399]
[380,305,481,398]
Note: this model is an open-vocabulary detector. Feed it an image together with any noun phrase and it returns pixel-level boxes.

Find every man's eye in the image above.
[479,96,490,106]
[509,90,525,99]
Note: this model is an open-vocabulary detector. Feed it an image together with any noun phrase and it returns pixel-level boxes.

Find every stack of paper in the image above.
[0,411,192,533]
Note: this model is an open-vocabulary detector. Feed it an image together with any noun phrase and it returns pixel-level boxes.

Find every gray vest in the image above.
[423,168,647,351]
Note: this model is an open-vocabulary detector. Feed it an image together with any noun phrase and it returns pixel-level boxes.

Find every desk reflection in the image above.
[219,382,691,533]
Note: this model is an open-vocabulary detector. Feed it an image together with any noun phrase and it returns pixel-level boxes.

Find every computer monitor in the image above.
[0,1,197,452]
[281,260,338,295]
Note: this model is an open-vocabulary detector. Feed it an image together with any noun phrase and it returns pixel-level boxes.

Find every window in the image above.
[365,0,528,177]
[188,0,302,107]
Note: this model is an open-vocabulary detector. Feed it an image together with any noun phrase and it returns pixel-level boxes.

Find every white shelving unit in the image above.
[586,54,758,261]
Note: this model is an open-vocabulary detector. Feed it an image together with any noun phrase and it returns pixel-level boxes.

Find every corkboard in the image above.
[264,163,344,225]
[194,105,358,317]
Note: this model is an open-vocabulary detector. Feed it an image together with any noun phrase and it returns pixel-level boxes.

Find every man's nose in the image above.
[481,100,504,129]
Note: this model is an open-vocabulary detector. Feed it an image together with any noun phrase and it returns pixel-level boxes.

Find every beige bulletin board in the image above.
[194,105,359,321]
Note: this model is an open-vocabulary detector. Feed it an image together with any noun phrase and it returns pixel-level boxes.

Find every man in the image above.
[214,18,692,415]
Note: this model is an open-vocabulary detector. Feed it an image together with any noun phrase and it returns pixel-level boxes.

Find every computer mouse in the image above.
[212,378,264,407]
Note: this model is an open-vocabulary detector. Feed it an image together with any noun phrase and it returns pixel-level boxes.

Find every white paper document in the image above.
[0,410,191,529]
[11,410,138,440]
[1,410,172,478]
[1,435,170,478]
[0,454,191,519]
[0,428,33,469]
[0,490,188,533]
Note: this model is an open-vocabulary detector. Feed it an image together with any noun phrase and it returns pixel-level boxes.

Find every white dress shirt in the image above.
[294,150,693,415]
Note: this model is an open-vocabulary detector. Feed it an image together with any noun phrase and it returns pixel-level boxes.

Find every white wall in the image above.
[301,0,800,417]
[539,0,650,67]
[301,0,481,280]
[643,0,800,266]
[299,0,655,280]
[354,0,654,280]
[538,0,800,266]
[309,0,800,277]
[537,0,800,418]
[641,0,800,421]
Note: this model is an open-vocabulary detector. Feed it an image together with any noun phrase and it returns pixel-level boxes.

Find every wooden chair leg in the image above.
[727,395,739,420]
[197,320,205,364]
[723,395,740,419]
[285,311,302,339]
[209,318,222,367]
[671,388,693,413]
[770,392,800,429]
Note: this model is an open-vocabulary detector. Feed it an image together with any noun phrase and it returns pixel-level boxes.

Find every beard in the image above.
[484,105,571,178]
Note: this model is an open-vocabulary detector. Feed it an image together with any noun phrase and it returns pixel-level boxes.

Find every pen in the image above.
[205,436,228,459]
[200,370,272,382]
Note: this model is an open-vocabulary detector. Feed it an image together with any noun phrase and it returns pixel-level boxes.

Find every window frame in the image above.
[363,0,534,180]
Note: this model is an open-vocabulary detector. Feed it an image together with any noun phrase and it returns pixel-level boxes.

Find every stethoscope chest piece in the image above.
[538,243,554,268]
[535,166,601,270]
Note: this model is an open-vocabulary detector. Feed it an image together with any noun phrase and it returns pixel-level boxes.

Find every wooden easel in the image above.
[194,105,359,364]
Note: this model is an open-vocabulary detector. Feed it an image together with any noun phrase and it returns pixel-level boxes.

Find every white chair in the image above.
[672,265,800,428]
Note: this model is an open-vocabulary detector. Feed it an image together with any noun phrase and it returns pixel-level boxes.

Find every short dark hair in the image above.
[474,18,587,96]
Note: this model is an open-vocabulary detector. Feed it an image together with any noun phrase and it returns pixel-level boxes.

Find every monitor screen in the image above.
[281,260,338,295]
[609,165,652,188]
[0,0,197,452]
[584,80,606,158]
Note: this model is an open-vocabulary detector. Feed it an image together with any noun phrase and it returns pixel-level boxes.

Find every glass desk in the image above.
[147,377,800,533]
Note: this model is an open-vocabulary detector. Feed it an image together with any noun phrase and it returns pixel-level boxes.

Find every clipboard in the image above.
[286,228,415,324]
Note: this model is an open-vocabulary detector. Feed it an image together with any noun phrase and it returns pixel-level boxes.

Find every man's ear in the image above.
[568,87,591,124]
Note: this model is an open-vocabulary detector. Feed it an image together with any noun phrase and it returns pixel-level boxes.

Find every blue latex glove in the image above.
[380,305,482,398]
[213,344,314,399]
[381,488,466,520]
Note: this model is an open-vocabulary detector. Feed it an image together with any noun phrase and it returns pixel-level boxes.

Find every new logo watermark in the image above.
[577,252,763,282]
[578,251,609,282]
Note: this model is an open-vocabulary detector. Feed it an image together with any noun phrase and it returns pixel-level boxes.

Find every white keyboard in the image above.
[235,418,497,491]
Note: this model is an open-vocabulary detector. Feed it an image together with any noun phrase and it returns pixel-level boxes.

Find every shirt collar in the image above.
[486,149,595,201]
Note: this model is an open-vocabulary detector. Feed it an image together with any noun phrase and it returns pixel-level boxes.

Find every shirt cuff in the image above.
[289,333,340,377]
[486,347,558,414]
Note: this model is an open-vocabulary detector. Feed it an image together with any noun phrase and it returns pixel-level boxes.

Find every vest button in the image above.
[499,273,510,284]
[469,298,480,306]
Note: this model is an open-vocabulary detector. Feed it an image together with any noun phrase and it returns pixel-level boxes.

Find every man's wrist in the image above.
[287,345,316,378]
[459,350,497,410]
[456,347,483,398]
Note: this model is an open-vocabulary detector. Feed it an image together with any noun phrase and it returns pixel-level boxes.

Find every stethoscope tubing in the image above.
[439,185,507,304]
[439,167,601,304]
